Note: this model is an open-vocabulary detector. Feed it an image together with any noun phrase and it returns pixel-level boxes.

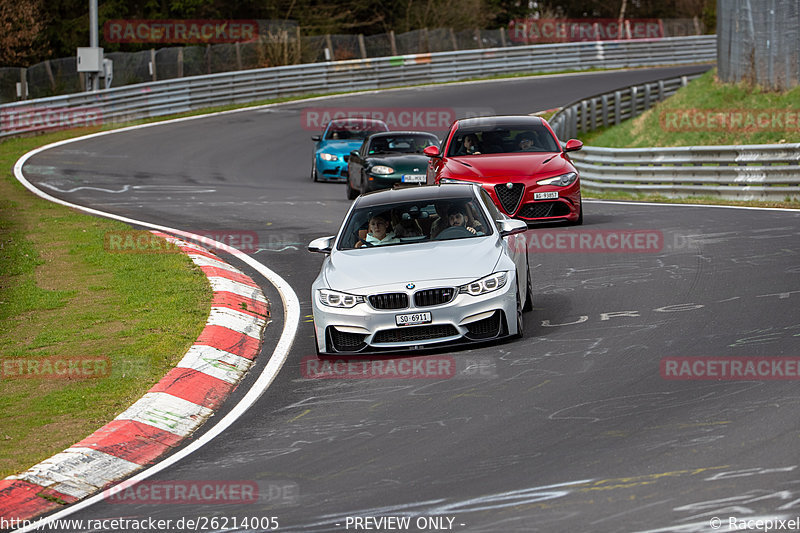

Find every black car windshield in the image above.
[367,134,439,154]
[338,197,491,250]
[325,120,388,141]
[448,123,560,156]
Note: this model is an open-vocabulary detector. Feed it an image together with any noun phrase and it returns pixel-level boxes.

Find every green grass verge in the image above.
[576,68,800,208]
[581,68,800,147]
[0,128,212,479]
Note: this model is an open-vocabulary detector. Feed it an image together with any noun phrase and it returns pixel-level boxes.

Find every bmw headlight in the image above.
[370,165,394,175]
[319,153,338,161]
[537,172,578,186]
[319,289,365,308]
[459,272,508,296]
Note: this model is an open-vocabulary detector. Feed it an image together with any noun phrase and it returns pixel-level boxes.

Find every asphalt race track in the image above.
[18,65,800,533]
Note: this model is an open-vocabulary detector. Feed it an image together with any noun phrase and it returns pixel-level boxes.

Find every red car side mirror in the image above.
[564,139,583,152]
[423,146,441,157]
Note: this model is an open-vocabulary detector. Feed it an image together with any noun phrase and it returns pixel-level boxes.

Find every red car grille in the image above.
[494,183,525,214]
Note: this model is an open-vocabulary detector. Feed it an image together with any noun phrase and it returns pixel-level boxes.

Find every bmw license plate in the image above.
[401,174,426,184]
[395,312,432,326]
[534,191,559,200]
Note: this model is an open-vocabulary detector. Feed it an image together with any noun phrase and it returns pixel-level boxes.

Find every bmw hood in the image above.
[323,237,503,292]
[319,140,362,154]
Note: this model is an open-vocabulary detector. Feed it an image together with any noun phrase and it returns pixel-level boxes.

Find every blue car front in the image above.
[312,119,389,182]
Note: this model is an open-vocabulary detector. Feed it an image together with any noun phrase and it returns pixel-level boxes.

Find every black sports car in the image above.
[346,131,440,199]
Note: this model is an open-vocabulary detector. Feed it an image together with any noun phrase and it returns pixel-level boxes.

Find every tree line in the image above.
[2,0,715,67]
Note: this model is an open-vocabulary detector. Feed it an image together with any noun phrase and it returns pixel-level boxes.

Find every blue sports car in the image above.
[311,118,389,182]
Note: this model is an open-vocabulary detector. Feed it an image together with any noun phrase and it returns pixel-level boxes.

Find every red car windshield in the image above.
[448,124,560,156]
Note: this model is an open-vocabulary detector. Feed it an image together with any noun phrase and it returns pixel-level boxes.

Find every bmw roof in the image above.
[355,184,478,207]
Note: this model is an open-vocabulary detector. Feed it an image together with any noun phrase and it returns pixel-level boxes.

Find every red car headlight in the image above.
[537,172,578,187]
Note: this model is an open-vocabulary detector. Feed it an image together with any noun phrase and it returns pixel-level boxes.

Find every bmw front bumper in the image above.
[311,276,518,355]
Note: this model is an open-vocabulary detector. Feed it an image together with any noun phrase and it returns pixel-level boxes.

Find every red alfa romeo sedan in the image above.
[425,115,584,224]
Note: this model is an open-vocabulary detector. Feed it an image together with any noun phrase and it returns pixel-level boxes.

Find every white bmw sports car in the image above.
[308,184,533,355]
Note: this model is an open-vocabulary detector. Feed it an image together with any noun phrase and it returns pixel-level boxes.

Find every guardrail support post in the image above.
[580,100,588,133]
[358,34,367,58]
[178,48,184,78]
[644,83,652,111]
[657,80,665,101]
[389,30,398,55]
[630,86,638,118]
[150,49,157,81]
[601,94,609,127]
[589,98,597,131]
[614,91,621,125]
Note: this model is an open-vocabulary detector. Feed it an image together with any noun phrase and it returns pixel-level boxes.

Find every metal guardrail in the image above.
[549,74,800,201]
[0,35,715,139]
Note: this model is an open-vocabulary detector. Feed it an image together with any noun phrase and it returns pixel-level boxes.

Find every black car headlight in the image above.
[537,172,578,187]
[370,165,394,175]
[459,272,508,296]
[319,289,365,308]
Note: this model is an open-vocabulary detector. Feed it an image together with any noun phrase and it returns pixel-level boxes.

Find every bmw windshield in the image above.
[338,197,493,250]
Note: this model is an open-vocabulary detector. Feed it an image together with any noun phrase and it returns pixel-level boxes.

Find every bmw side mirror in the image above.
[499,219,528,237]
[311,135,321,142]
[308,236,335,254]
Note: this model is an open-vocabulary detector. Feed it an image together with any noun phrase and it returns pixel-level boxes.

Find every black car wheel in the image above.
[523,257,534,312]
[514,280,524,339]
[573,196,583,225]
[346,180,359,200]
[312,160,319,182]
